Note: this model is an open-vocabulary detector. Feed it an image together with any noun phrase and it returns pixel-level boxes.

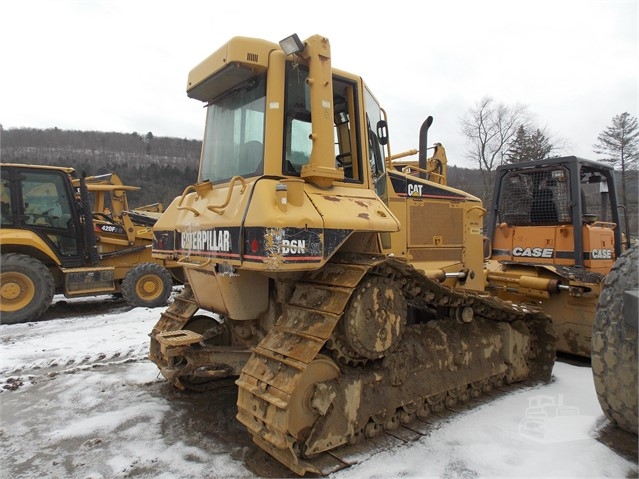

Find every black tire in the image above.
[0,253,55,324]
[121,262,173,308]
[592,244,638,435]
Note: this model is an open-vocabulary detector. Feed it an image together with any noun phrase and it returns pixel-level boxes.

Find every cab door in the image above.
[6,167,84,266]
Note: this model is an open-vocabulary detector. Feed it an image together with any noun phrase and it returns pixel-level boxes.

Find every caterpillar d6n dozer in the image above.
[149,34,556,475]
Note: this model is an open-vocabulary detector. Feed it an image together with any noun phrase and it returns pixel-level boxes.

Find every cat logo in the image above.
[408,183,423,197]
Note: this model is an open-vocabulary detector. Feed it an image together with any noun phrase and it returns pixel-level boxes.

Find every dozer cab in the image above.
[484,157,631,356]
[149,34,556,475]
[0,164,180,324]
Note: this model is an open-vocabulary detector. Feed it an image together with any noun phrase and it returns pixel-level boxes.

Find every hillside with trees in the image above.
[0,127,200,208]
[1,125,636,239]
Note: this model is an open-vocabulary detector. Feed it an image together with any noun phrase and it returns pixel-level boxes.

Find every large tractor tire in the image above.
[592,244,638,435]
[121,262,173,308]
[1,253,55,324]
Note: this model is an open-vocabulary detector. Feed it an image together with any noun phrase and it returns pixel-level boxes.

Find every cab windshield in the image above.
[199,74,266,184]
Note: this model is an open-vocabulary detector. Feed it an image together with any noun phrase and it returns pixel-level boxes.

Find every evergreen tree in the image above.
[593,112,639,208]
[144,131,154,155]
[528,129,553,161]
[504,125,528,163]
[505,126,553,163]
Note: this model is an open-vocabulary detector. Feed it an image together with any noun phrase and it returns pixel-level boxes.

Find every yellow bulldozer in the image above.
[148,33,557,475]
[0,164,181,324]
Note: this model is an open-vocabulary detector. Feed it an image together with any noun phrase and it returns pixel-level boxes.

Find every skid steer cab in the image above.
[0,163,180,325]
[484,156,630,356]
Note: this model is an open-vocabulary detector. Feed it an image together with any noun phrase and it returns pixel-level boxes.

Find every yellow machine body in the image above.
[149,34,556,475]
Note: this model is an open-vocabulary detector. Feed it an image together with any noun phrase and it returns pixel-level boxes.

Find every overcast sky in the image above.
[1,0,637,167]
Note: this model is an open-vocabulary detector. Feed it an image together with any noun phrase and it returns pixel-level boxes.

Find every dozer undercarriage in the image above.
[150,253,555,475]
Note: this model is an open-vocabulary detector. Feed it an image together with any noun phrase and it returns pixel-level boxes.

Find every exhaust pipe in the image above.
[418,116,434,179]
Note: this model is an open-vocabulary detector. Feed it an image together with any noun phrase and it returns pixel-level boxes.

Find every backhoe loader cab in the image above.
[150,34,555,475]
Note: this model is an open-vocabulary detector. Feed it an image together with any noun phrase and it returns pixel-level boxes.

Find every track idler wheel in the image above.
[288,355,340,443]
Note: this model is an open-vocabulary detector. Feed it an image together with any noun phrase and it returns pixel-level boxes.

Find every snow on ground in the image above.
[1,302,153,379]
[1,292,637,479]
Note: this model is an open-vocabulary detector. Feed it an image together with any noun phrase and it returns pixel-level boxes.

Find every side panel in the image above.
[242,179,326,269]
[185,267,268,320]
[492,225,564,264]
[582,224,616,273]
[152,181,248,266]
[306,189,399,232]
[492,224,616,274]
[386,171,485,290]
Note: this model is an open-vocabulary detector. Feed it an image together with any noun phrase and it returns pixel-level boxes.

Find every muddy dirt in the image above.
[0,361,295,479]
[158,379,296,478]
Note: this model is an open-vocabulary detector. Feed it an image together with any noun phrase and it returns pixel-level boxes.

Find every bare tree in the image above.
[461,97,531,201]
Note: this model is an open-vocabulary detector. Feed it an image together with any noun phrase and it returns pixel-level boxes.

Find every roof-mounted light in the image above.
[279,34,304,56]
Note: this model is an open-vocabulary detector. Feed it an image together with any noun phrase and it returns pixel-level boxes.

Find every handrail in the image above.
[175,177,247,216]
[591,221,617,230]
[177,184,197,206]
[207,176,247,215]
[400,164,445,185]
[177,205,200,216]
[176,184,200,216]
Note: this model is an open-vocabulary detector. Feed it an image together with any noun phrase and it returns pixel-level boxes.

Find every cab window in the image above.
[200,74,266,184]
[19,169,79,256]
[364,87,387,200]
[283,63,361,182]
